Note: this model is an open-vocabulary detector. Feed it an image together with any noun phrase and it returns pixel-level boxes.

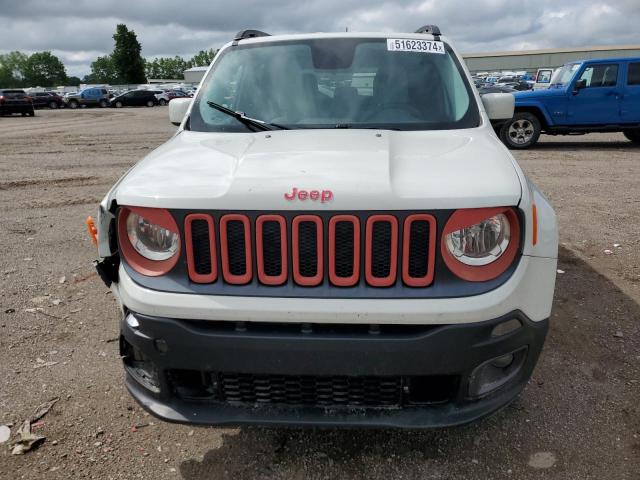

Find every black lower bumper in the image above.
[121,311,548,428]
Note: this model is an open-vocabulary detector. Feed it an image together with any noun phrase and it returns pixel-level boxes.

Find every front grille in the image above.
[261,221,283,277]
[168,369,459,409]
[297,221,319,278]
[333,221,355,278]
[226,220,248,276]
[190,220,212,275]
[184,212,436,288]
[408,220,430,278]
[370,221,393,278]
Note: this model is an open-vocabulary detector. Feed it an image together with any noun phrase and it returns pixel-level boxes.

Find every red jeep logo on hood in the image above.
[284,187,333,203]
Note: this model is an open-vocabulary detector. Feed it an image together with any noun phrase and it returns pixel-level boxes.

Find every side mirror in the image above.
[573,79,587,94]
[169,97,191,126]
[481,93,515,121]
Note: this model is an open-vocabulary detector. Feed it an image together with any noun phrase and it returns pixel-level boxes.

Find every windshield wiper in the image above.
[206,101,288,131]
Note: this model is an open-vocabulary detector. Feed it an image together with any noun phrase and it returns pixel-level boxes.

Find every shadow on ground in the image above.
[180,247,640,480]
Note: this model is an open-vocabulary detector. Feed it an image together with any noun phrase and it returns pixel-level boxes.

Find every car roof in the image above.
[231,31,446,47]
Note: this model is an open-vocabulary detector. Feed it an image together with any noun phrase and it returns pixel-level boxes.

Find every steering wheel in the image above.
[362,103,423,122]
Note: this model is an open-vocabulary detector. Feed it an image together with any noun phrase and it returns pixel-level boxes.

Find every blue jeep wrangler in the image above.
[500,57,640,148]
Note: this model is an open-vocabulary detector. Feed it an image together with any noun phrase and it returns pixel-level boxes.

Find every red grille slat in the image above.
[328,215,360,287]
[292,215,323,286]
[402,214,437,287]
[365,215,399,287]
[219,214,252,285]
[184,214,217,284]
[256,215,288,285]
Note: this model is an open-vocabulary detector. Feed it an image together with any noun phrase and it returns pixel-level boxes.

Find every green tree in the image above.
[111,24,146,83]
[146,56,188,80]
[23,51,68,87]
[87,55,119,84]
[0,51,29,87]
[67,76,82,86]
[188,49,217,68]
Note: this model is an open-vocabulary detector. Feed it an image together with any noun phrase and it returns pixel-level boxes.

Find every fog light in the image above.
[490,353,514,369]
[491,318,521,337]
[468,347,527,398]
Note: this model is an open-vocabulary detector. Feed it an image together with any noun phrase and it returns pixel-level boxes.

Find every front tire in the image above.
[68,101,79,109]
[99,99,108,108]
[500,112,542,149]
[49,101,58,109]
[158,99,167,106]
[114,101,123,108]
[146,100,154,107]
[623,129,640,144]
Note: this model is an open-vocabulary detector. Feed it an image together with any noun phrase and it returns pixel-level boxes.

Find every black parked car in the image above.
[0,89,35,116]
[30,91,65,109]
[501,81,533,91]
[478,86,517,95]
[110,90,159,108]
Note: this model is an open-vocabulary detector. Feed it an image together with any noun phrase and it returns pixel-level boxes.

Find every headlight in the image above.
[117,207,181,276]
[441,208,520,282]
[126,212,179,260]
[445,213,510,266]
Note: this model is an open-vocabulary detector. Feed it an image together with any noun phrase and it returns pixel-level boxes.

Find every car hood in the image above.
[113,128,522,210]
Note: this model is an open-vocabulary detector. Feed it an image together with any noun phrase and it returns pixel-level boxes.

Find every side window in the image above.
[578,64,619,88]
[628,63,640,86]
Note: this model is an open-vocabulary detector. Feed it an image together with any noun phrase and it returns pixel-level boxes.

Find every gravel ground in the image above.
[0,108,639,479]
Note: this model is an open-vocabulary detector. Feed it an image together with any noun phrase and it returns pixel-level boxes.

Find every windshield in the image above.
[550,63,580,86]
[190,37,479,132]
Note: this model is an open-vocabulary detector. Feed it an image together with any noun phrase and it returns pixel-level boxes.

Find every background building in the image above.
[463,44,640,73]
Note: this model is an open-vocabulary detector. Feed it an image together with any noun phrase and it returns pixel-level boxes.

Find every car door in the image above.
[121,92,135,106]
[134,91,147,106]
[82,89,95,105]
[568,63,621,125]
[621,61,640,123]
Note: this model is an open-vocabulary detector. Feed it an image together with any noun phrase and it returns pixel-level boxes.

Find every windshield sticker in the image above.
[387,38,445,54]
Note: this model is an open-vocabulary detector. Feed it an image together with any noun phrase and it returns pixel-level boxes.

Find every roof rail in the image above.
[415,25,441,38]
[233,29,271,43]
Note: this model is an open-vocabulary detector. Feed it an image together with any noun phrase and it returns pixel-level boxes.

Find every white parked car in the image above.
[92,26,558,428]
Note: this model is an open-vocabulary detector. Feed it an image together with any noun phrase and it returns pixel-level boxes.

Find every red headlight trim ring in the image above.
[441,207,520,282]
[117,206,181,277]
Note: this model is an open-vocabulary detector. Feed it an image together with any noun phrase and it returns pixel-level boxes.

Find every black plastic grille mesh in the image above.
[408,221,430,278]
[333,221,355,278]
[218,373,402,407]
[370,221,392,278]
[297,221,318,277]
[190,220,212,275]
[225,221,247,276]
[261,221,282,277]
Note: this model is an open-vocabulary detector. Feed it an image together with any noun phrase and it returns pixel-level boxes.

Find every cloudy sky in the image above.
[1,0,639,77]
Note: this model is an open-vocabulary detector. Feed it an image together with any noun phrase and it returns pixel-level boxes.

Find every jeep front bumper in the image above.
[121,310,547,428]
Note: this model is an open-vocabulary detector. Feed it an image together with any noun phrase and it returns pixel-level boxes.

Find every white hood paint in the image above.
[114,127,522,211]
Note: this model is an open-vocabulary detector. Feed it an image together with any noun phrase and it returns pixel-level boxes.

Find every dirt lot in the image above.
[1,108,639,479]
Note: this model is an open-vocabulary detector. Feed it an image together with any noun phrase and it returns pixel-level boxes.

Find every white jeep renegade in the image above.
[93,26,558,428]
